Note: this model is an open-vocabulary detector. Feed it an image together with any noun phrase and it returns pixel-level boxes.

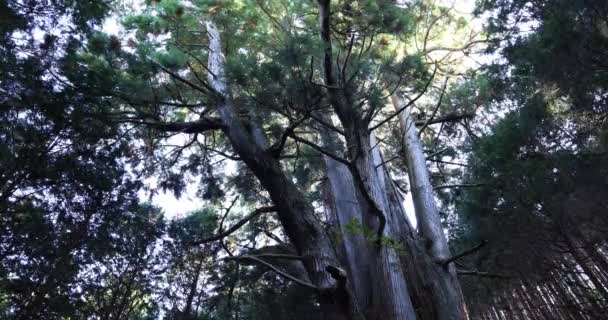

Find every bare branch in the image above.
[250,254,305,261]
[414,112,475,126]
[197,142,242,161]
[289,133,350,165]
[152,60,217,95]
[309,113,345,136]
[423,39,489,55]
[457,270,510,279]
[223,255,318,290]
[440,241,486,267]
[255,0,287,33]
[148,118,224,133]
[418,77,449,136]
[191,206,277,245]
[428,159,471,167]
[117,117,224,134]
[426,147,450,159]
[433,183,485,191]
[374,154,401,169]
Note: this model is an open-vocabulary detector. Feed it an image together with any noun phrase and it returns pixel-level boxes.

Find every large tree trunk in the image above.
[320,121,417,319]
[315,0,467,315]
[315,1,418,318]
[320,128,372,312]
[204,21,363,319]
[390,93,468,320]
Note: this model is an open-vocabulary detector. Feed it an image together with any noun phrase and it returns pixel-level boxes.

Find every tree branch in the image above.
[145,118,225,133]
[153,60,217,95]
[249,253,305,261]
[309,113,345,136]
[191,206,277,245]
[414,112,475,126]
[423,39,489,55]
[426,147,450,159]
[289,133,350,165]
[316,0,337,88]
[457,270,510,279]
[418,77,449,136]
[370,65,437,131]
[223,255,319,290]
[428,159,471,167]
[440,240,486,266]
[268,115,310,157]
[433,183,485,191]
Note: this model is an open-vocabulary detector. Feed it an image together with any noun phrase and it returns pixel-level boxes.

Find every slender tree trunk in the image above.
[182,256,204,320]
[390,93,468,320]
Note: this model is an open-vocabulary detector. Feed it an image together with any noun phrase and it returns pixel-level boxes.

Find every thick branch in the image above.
[347,162,386,247]
[191,206,277,245]
[317,0,337,87]
[325,265,347,288]
[268,115,310,157]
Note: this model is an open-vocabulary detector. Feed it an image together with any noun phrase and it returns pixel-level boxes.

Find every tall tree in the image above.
[80,0,483,318]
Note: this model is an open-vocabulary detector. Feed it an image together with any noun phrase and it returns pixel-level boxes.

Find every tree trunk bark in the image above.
[320,118,417,319]
[320,128,373,313]
[314,2,420,318]
[182,255,204,320]
[390,93,468,320]
[204,21,362,320]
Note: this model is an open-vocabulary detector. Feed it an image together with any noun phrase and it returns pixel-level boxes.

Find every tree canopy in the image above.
[1,0,607,319]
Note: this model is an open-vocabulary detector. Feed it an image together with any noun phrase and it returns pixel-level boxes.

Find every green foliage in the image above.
[343,219,405,253]
[169,208,219,242]
[6,0,608,318]
[479,0,608,114]
[448,2,608,316]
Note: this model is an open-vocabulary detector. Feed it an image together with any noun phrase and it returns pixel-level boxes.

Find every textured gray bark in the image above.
[368,134,416,319]
[321,142,372,309]
[315,1,418,318]
[390,94,468,320]
[390,94,450,262]
[320,123,417,319]
[324,107,418,320]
